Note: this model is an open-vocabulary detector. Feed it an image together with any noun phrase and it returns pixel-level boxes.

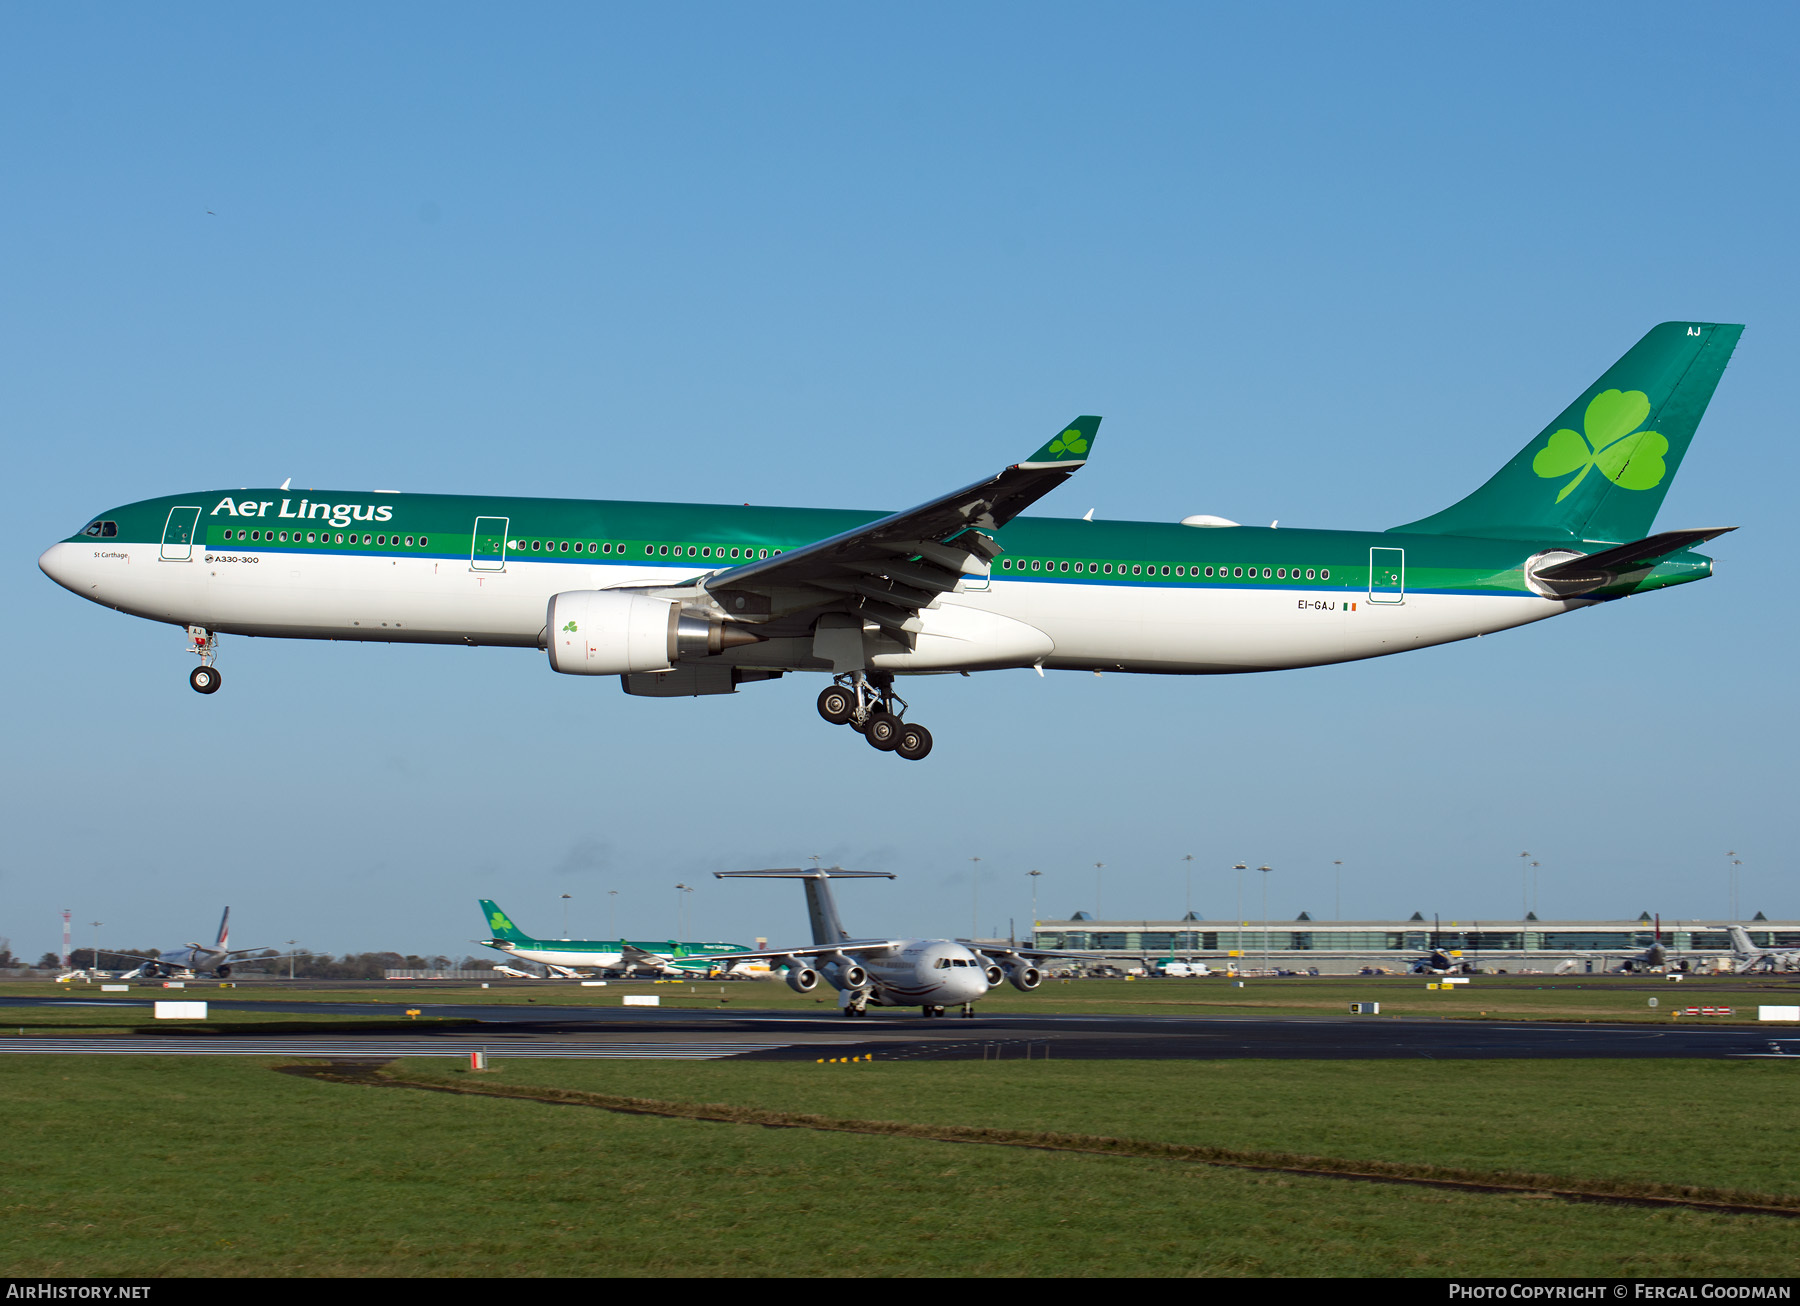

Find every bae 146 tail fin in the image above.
[713,868,894,945]
[1392,322,1742,544]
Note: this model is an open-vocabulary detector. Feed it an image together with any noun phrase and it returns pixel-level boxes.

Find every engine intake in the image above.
[1008,964,1042,992]
[785,963,820,994]
[547,591,678,675]
[982,962,1005,987]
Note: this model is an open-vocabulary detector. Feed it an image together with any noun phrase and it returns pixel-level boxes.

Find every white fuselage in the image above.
[490,942,627,970]
[847,940,991,1007]
[38,540,1577,675]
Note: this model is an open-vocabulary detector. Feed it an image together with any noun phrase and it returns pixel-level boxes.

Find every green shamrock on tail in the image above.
[1532,389,1669,502]
[1047,428,1089,457]
[489,911,512,933]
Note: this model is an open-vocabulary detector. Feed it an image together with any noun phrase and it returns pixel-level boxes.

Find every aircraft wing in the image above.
[619,944,674,968]
[700,939,909,965]
[694,418,1100,639]
[971,944,1134,963]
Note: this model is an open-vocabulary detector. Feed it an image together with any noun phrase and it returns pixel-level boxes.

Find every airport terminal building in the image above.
[1024,914,1800,972]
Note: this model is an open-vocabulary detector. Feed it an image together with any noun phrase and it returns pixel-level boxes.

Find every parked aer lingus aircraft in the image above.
[477,899,748,978]
[40,323,1739,760]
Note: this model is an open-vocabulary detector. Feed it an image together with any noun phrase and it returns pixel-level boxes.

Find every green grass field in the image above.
[11,971,1800,1024]
[3,1055,1796,1277]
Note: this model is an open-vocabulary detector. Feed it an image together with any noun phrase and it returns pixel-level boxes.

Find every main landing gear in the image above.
[919,1004,977,1019]
[843,991,871,1018]
[816,672,933,761]
[187,627,222,694]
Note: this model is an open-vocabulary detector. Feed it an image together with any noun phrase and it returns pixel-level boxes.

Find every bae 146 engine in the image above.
[1007,963,1042,992]
[546,590,761,675]
[784,963,821,994]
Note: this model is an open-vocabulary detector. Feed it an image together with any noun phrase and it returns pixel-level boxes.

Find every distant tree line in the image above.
[9,945,497,979]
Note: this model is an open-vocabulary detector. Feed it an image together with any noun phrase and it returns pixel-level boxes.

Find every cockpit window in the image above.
[934,957,950,969]
[82,521,117,538]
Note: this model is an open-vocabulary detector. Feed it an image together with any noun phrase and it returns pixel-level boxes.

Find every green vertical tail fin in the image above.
[1391,322,1742,543]
[479,899,535,944]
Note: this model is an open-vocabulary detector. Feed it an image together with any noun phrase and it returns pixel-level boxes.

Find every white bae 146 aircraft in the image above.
[708,867,1079,1018]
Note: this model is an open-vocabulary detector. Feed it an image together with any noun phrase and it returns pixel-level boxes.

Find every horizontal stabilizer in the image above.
[714,868,895,881]
[1531,527,1734,592]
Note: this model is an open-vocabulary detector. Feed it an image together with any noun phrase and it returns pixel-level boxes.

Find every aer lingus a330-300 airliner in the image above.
[40,322,1739,761]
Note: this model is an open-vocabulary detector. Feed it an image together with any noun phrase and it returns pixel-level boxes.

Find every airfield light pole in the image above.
[1027,870,1042,930]
[1232,864,1247,954]
[89,921,101,973]
[286,940,299,980]
[1520,852,1531,918]
[1333,860,1343,922]
[561,893,572,940]
[1260,866,1273,968]
[1531,862,1540,917]
[1728,853,1742,922]
[1182,854,1195,924]
[970,857,981,941]
[607,890,619,940]
[675,884,693,939]
[1094,863,1104,922]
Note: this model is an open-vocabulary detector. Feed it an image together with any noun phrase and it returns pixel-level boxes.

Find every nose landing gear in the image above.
[816,673,933,760]
[186,627,222,694]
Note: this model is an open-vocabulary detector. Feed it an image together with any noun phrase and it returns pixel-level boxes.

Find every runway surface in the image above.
[4,996,1798,1060]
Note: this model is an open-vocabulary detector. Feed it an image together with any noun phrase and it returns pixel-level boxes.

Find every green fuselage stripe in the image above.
[73,488,1716,600]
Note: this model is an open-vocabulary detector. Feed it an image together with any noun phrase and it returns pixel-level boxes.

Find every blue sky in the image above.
[4,3,1795,959]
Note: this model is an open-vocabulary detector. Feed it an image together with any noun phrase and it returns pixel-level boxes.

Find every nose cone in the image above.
[38,542,85,594]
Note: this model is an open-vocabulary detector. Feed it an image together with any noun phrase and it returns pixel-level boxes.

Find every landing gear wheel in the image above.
[895,722,933,761]
[864,711,902,751]
[189,666,222,694]
[923,1005,943,1018]
[817,685,856,725]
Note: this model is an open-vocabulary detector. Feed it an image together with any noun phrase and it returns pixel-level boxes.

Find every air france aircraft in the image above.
[707,867,1077,1018]
[39,323,1740,759]
[477,899,748,977]
[106,907,300,980]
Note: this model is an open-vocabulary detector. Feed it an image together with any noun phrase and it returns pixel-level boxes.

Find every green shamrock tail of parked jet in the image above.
[479,900,532,944]
[1392,322,1743,545]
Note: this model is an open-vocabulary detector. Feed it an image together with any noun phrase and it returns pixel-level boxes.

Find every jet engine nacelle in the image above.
[547,591,678,675]
[836,962,869,990]
[982,963,1005,987]
[785,963,820,994]
[1007,964,1042,992]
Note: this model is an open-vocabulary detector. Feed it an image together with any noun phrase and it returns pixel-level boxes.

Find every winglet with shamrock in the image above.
[1019,415,1103,468]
